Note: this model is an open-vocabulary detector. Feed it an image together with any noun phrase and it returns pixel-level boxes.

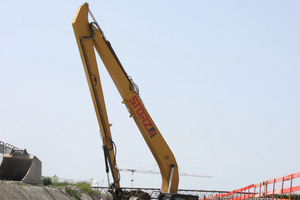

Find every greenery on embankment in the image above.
[42,176,111,200]
[43,176,98,194]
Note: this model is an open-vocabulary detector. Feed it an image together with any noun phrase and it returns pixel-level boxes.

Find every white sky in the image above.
[1,0,299,192]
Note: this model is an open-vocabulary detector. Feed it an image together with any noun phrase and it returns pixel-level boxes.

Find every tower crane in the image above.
[118,168,212,187]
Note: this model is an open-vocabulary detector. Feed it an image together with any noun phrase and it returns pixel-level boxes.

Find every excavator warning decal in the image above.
[129,95,156,138]
[147,127,157,138]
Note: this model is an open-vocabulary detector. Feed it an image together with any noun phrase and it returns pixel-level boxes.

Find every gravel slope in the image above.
[0,181,100,200]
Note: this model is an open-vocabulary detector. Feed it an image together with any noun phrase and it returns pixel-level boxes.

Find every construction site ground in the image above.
[0,181,102,200]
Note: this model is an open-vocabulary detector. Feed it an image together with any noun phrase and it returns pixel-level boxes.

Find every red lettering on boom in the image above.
[129,95,155,137]
[129,96,139,108]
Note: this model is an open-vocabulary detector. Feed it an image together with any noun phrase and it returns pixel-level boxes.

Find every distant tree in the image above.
[43,176,52,186]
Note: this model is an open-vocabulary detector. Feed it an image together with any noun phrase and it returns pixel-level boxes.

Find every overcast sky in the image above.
[1,0,299,191]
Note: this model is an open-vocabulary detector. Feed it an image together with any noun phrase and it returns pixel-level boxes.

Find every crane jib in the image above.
[129,95,157,138]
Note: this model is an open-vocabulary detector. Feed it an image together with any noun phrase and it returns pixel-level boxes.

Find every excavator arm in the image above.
[72,4,122,199]
[73,3,181,199]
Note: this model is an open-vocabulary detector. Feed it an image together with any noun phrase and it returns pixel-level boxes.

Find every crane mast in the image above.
[72,3,181,199]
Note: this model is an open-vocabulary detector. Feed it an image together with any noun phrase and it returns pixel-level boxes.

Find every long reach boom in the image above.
[72,3,197,200]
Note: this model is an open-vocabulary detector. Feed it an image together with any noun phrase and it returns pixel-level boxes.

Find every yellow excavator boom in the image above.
[73,2,180,199]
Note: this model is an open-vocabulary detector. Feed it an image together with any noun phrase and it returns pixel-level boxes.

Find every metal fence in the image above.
[200,172,300,200]
[50,175,92,185]
[0,141,19,154]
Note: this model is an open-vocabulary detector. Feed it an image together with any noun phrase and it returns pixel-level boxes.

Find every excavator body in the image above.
[158,193,199,200]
